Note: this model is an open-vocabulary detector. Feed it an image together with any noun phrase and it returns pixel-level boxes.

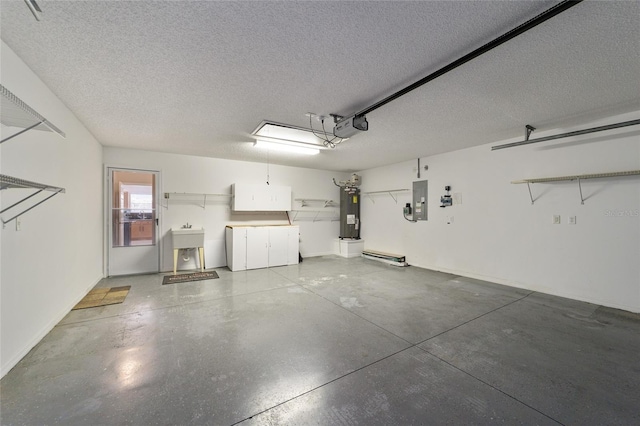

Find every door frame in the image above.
[104,165,163,277]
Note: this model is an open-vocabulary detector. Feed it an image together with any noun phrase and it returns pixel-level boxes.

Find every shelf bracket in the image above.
[525,124,536,141]
[526,182,535,205]
[388,192,398,203]
[1,189,63,227]
[577,178,585,205]
[1,189,44,214]
[0,121,44,144]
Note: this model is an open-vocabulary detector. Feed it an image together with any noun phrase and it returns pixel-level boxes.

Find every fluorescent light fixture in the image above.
[251,120,327,155]
[252,120,330,144]
[254,138,320,155]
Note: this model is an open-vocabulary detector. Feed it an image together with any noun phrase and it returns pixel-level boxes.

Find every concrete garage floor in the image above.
[1,256,639,425]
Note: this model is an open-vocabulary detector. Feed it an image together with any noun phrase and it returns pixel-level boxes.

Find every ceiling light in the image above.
[252,120,329,144]
[251,120,327,155]
[254,139,320,155]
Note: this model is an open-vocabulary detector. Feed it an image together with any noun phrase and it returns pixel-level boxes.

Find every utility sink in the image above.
[171,228,205,249]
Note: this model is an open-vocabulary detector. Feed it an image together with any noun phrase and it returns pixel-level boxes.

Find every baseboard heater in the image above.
[362,249,408,267]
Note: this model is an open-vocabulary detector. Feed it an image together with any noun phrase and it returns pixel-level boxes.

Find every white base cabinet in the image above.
[226,225,299,271]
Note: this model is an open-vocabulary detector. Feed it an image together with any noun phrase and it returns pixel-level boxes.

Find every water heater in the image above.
[333,174,361,239]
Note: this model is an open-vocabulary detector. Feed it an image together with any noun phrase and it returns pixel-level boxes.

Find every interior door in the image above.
[108,168,160,276]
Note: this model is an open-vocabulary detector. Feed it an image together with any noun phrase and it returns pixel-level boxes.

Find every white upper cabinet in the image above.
[232,183,292,211]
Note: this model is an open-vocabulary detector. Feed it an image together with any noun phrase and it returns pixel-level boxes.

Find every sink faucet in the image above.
[182,223,192,229]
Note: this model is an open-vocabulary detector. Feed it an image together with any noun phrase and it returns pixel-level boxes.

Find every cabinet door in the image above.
[232,184,254,211]
[130,222,141,240]
[267,185,291,211]
[287,226,299,265]
[226,227,247,271]
[141,220,153,239]
[268,227,289,267]
[246,227,269,269]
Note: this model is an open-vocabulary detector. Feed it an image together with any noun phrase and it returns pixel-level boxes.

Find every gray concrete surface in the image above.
[1,256,638,425]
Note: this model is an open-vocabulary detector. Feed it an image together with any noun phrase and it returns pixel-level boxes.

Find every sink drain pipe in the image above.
[181,249,191,262]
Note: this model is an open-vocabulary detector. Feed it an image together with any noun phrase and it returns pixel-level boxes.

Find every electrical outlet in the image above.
[568,216,576,225]
[553,215,561,224]
[16,218,21,231]
[453,193,462,205]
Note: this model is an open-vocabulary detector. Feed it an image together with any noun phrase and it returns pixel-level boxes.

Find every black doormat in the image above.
[162,271,219,285]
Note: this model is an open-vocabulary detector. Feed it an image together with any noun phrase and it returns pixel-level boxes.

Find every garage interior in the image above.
[1,1,639,424]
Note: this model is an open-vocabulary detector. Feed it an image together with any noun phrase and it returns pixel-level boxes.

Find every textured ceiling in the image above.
[1,1,639,172]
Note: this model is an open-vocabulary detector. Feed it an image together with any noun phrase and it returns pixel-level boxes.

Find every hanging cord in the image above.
[321,117,344,148]
[308,114,344,148]
[308,113,328,140]
[266,149,270,185]
[403,210,417,223]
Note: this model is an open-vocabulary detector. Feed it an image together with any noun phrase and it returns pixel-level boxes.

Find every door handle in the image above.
[156,218,159,226]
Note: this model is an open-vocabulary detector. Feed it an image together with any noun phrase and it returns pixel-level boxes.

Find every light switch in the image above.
[553,215,561,224]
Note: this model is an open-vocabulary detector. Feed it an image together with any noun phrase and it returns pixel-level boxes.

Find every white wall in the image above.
[1,41,104,377]
[359,111,640,313]
[103,148,348,273]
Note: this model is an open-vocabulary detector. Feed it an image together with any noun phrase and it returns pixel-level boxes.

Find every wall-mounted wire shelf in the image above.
[0,84,66,144]
[361,189,410,203]
[294,198,338,207]
[0,86,67,225]
[291,198,339,222]
[0,174,65,226]
[162,192,232,209]
[290,210,340,222]
[512,170,640,205]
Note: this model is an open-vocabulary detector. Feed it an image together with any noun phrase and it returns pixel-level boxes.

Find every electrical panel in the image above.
[412,180,428,221]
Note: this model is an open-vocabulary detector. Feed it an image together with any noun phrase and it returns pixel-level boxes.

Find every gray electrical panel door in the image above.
[339,187,360,238]
[413,180,428,221]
